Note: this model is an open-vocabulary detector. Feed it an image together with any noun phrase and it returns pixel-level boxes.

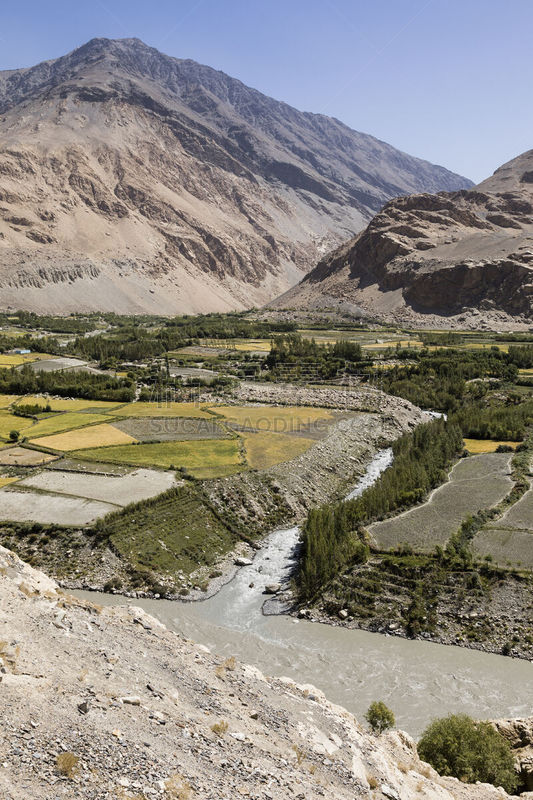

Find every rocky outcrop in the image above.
[0,544,520,799]
[0,37,470,315]
[273,149,533,329]
[492,718,533,791]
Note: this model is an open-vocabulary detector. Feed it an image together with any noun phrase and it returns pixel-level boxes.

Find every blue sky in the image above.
[1,0,531,183]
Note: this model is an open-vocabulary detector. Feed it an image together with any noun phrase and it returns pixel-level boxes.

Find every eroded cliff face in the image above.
[0,37,470,314]
[274,150,533,329]
[0,544,520,799]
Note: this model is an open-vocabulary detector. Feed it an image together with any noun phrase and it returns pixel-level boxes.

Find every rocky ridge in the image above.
[0,544,523,799]
[0,37,470,314]
[271,149,533,329]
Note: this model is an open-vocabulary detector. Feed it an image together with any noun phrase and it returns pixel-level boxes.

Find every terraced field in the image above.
[73,439,244,477]
[472,529,533,569]
[24,412,114,439]
[0,489,116,525]
[18,468,176,507]
[112,417,227,442]
[369,453,514,552]
[31,423,137,451]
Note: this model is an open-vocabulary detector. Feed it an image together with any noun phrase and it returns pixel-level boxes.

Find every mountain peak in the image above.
[0,39,471,316]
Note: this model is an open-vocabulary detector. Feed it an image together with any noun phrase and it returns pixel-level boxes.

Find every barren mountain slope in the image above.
[0,545,517,799]
[0,37,471,314]
[272,150,533,329]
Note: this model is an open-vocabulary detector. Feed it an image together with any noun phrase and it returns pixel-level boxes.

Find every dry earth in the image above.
[0,544,521,800]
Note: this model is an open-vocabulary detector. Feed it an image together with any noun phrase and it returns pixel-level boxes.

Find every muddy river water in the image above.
[75,449,533,736]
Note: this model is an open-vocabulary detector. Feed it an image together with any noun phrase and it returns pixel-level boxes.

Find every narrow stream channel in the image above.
[75,448,533,736]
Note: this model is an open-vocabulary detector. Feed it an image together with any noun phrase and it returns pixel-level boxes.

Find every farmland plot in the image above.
[18,467,176,507]
[369,453,513,552]
[0,447,59,466]
[24,412,113,439]
[0,489,115,525]
[472,482,533,568]
[109,402,211,418]
[73,438,244,477]
[30,424,137,451]
[472,529,533,570]
[243,431,315,469]
[112,417,227,442]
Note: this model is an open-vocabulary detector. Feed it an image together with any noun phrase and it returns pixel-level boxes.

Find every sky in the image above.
[0,0,531,183]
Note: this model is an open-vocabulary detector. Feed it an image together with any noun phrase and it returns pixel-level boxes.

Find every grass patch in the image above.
[243,431,315,468]
[74,438,244,477]
[31,423,137,451]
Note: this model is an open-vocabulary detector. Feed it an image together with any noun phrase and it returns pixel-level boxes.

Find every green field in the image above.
[74,438,244,477]
[23,412,114,439]
[101,484,240,582]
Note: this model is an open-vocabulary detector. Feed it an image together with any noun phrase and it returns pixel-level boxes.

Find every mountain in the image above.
[0,37,471,315]
[272,151,533,329]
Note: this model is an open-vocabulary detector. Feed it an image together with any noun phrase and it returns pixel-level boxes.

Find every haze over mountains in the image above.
[274,150,533,329]
[0,37,471,315]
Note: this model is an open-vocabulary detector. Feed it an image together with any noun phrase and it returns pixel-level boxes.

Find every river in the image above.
[74,448,533,736]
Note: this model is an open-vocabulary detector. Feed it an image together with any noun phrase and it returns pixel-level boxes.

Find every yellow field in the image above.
[214,405,333,433]
[243,431,315,468]
[109,401,212,418]
[25,412,113,439]
[519,368,533,376]
[31,424,137,451]
[0,352,53,367]
[15,396,124,412]
[201,338,272,352]
[0,395,19,408]
[463,439,519,453]
[0,476,18,488]
[73,438,244,477]
[0,412,34,440]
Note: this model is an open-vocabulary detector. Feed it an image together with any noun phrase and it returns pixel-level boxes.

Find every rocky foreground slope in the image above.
[0,37,470,315]
[0,544,524,800]
[272,150,533,329]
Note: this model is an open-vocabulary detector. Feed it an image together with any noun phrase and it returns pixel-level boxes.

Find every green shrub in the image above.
[365,701,395,734]
[417,714,517,793]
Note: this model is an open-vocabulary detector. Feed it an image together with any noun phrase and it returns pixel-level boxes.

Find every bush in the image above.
[8,430,19,441]
[417,714,517,792]
[365,701,395,734]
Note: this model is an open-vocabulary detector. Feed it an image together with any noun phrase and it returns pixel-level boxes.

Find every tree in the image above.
[417,714,517,793]
[365,701,395,734]
[8,430,19,442]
